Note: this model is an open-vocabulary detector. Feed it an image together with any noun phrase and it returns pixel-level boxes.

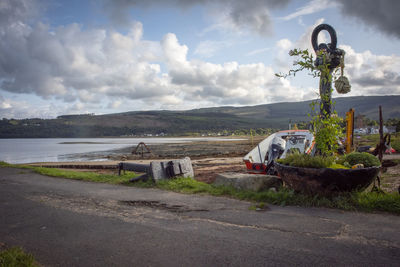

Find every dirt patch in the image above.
[381,156,400,193]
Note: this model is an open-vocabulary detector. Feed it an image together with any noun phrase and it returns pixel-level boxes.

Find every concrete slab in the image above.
[214,172,282,192]
[150,157,194,181]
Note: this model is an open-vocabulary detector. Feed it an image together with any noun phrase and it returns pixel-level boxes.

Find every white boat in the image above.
[243,130,315,174]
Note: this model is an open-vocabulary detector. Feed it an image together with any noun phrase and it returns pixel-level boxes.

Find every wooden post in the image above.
[379,106,383,163]
[345,108,354,154]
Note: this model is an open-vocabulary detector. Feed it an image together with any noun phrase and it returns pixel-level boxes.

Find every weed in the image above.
[340,152,381,167]
[0,161,136,184]
[0,247,38,267]
[277,154,334,168]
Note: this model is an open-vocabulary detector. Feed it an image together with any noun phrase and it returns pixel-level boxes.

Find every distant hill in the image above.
[1,95,399,137]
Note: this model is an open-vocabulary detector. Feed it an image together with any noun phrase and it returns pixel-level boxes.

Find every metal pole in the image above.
[379,106,383,163]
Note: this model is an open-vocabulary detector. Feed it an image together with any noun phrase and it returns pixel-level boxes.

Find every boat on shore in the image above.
[243,130,315,175]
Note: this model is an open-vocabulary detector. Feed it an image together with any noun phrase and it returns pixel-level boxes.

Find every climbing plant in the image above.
[276,48,344,156]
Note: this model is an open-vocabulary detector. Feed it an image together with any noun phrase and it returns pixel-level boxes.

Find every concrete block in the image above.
[214,172,282,192]
[150,157,194,181]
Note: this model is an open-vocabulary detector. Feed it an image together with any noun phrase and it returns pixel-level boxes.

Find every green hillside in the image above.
[1,95,399,137]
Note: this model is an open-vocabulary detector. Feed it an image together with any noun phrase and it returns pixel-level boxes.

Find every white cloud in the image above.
[246,47,271,57]
[0,1,330,119]
[0,95,84,119]
[0,1,177,110]
[161,33,309,105]
[273,18,400,100]
[337,45,400,96]
[1,0,399,119]
[280,0,338,21]
[273,18,325,72]
[194,40,232,58]
[103,0,290,36]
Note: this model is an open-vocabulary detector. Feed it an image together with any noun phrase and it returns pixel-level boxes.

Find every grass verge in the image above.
[0,161,136,184]
[1,161,399,215]
[0,247,39,267]
[155,178,400,214]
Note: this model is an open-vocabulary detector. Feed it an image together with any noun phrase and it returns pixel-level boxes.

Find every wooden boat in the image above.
[243,130,315,174]
[275,163,379,195]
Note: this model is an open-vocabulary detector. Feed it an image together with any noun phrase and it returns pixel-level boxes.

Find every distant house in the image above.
[354,126,396,135]
[386,126,397,134]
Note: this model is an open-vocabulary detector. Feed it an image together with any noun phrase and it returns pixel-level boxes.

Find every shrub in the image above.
[391,139,400,152]
[328,163,349,169]
[0,247,38,267]
[340,152,381,167]
[277,154,334,168]
[277,152,381,169]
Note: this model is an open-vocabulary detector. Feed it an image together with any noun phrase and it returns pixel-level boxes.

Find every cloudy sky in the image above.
[1,0,399,118]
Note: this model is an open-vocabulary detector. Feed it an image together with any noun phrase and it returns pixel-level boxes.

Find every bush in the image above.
[328,163,350,169]
[340,152,381,167]
[277,152,381,168]
[277,154,334,168]
[0,247,38,267]
[391,140,400,152]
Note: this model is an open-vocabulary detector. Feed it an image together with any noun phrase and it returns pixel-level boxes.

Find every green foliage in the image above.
[340,152,381,167]
[154,178,400,214]
[34,167,137,184]
[276,49,318,78]
[328,163,350,169]
[0,247,38,267]
[277,48,345,155]
[1,95,399,137]
[353,191,400,212]
[310,110,344,155]
[0,161,11,167]
[277,154,335,168]
[277,152,380,168]
[0,162,136,184]
[391,139,400,151]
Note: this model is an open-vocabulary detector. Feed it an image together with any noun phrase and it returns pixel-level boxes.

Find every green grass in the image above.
[1,161,399,215]
[277,154,334,168]
[361,133,400,151]
[0,247,38,267]
[277,152,381,169]
[340,152,381,167]
[154,178,400,214]
[392,139,400,151]
[34,167,136,184]
[0,161,136,184]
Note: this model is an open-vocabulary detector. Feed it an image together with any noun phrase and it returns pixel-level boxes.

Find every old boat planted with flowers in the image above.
[243,130,315,175]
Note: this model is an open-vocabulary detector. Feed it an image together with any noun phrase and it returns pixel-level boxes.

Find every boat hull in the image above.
[275,163,379,195]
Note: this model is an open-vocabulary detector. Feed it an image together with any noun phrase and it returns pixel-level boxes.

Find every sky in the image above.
[1,0,400,119]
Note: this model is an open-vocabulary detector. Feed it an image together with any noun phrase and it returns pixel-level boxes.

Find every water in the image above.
[0,137,242,164]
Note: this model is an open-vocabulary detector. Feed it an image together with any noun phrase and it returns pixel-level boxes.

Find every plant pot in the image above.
[275,163,380,195]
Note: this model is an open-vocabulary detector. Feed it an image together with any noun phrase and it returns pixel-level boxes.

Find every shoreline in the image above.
[24,137,264,183]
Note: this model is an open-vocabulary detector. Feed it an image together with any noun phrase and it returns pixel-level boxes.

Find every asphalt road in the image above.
[1,167,399,266]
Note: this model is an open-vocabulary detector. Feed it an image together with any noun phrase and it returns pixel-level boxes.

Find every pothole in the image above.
[119,200,208,213]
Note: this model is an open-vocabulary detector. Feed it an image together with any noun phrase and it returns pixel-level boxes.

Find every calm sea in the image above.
[0,137,242,164]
